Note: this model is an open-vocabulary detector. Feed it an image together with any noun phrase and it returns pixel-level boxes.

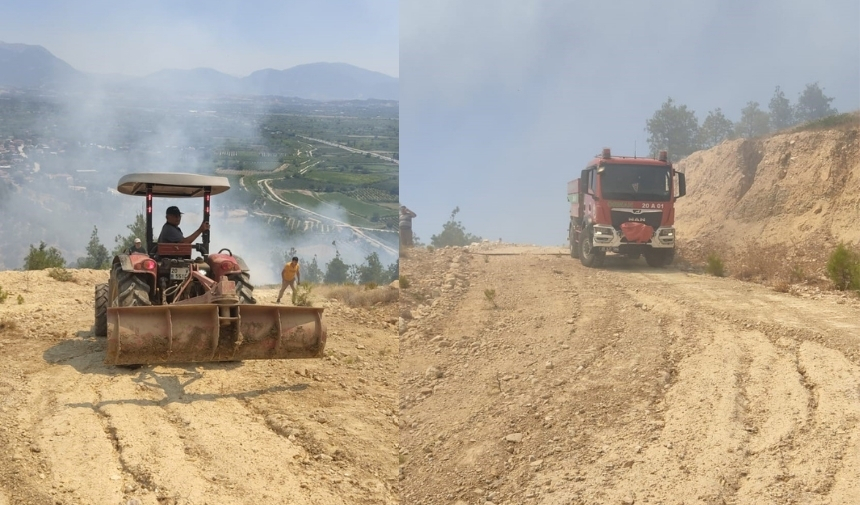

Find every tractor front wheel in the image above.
[114,271,152,306]
[94,283,108,337]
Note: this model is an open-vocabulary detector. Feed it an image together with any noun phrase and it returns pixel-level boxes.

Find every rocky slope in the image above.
[675,114,860,271]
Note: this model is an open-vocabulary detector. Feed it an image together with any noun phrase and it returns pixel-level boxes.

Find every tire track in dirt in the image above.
[0,269,398,505]
[600,267,860,504]
[401,245,860,505]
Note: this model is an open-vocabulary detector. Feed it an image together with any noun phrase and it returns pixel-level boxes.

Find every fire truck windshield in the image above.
[599,164,671,201]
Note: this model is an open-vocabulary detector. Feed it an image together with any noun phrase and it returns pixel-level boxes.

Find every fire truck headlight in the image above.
[658,228,675,244]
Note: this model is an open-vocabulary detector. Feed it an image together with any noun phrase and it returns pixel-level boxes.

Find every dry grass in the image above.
[318,284,399,307]
[732,241,784,282]
[681,238,833,290]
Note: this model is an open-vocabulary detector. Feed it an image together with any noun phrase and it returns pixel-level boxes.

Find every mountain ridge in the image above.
[0,41,397,101]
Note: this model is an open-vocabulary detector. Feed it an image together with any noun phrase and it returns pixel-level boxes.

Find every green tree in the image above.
[734,101,771,139]
[304,255,324,284]
[113,213,147,256]
[78,226,110,269]
[24,242,66,270]
[645,97,700,161]
[795,82,837,123]
[324,252,349,284]
[698,108,734,149]
[385,259,399,284]
[768,86,794,130]
[431,207,482,248]
[358,252,386,285]
[347,264,361,284]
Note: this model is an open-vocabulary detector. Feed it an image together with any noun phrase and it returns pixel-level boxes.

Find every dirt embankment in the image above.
[400,244,860,505]
[0,270,399,505]
[675,117,860,270]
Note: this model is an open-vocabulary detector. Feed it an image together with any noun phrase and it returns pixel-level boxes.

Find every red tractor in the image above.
[94,173,326,365]
[568,148,686,268]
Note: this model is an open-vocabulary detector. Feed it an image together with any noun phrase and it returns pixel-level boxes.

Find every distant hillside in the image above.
[675,112,860,266]
[0,42,85,88]
[0,42,398,100]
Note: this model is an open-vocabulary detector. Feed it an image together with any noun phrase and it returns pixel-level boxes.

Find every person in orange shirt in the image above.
[277,256,301,305]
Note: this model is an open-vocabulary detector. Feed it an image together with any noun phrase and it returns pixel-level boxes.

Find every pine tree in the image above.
[735,101,771,139]
[768,86,794,130]
[795,82,838,123]
[645,97,700,161]
[80,226,110,269]
[324,252,349,284]
[358,252,385,285]
[113,213,147,256]
[698,108,734,149]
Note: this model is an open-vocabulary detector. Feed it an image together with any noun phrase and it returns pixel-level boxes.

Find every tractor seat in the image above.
[155,242,193,258]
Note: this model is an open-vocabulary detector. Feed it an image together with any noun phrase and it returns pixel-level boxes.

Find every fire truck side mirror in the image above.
[676,172,686,198]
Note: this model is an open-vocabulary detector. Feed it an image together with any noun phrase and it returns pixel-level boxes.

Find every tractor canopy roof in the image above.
[117,173,231,197]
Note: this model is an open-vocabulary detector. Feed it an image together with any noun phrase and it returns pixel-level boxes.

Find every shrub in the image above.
[788,264,806,284]
[293,282,314,307]
[484,288,498,308]
[399,276,411,289]
[826,243,860,291]
[431,207,482,247]
[48,268,75,282]
[0,285,8,303]
[16,295,24,305]
[772,280,791,293]
[705,253,725,277]
[364,282,378,291]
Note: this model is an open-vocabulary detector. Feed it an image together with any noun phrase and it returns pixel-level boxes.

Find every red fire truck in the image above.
[568,148,686,268]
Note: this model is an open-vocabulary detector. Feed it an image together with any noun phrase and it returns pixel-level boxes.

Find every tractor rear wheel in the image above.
[115,271,152,306]
[94,283,108,337]
[579,228,605,268]
[229,272,257,304]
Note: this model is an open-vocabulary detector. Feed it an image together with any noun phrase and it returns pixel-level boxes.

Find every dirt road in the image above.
[0,270,398,505]
[400,244,860,505]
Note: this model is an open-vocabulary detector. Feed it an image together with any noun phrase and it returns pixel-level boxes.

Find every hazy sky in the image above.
[0,0,399,77]
[401,0,860,246]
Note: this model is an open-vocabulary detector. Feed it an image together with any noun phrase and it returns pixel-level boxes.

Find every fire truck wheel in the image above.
[579,228,605,268]
[645,248,675,267]
[569,225,579,259]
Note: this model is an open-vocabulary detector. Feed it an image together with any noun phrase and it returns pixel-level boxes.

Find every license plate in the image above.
[170,267,190,280]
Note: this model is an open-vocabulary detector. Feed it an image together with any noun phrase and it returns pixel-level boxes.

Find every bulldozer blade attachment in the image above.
[105,304,326,365]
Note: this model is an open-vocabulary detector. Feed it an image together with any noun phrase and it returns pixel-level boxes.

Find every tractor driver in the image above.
[157,206,210,244]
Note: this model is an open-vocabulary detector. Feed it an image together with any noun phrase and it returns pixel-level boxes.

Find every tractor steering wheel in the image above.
[218,248,233,256]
